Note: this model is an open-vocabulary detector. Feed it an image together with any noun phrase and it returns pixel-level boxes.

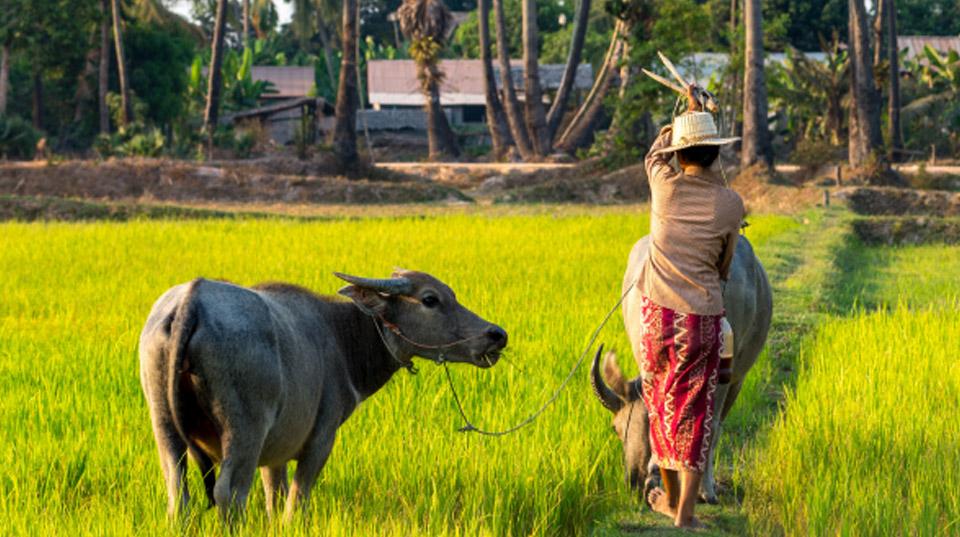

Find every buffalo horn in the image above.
[590,344,624,412]
[333,272,414,295]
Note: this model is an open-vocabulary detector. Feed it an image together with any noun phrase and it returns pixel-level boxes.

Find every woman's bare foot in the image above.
[674,515,705,530]
[646,487,676,519]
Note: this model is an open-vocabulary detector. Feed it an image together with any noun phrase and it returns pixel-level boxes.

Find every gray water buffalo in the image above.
[591,235,772,504]
[139,271,507,521]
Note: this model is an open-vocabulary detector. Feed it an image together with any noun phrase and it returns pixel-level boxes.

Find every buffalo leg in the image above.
[282,431,336,523]
[146,404,190,517]
[213,427,267,522]
[261,464,289,519]
[189,447,217,509]
[700,380,744,503]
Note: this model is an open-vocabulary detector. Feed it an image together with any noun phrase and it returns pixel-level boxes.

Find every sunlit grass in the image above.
[744,244,960,536]
[0,211,798,536]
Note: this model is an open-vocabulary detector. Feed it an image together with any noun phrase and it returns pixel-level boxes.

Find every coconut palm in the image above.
[477,0,512,159]
[492,0,533,159]
[847,0,884,169]
[546,0,591,141]
[203,0,229,133]
[397,0,460,160]
[741,0,772,168]
[110,0,132,128]
[332,0,358,167]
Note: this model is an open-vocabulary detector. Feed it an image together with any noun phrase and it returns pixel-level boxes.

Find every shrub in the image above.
[0,115,41,160]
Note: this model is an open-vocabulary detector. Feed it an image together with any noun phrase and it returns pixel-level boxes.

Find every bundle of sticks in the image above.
[642,51,719,114]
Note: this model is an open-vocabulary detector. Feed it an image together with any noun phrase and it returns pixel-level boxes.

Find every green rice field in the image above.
[0,208,956,535]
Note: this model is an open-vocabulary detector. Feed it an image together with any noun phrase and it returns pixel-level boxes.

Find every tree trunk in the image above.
[316,11,338,88]
[521,0,549,156]
[73,40,99,123]
[546,0,590,142]
[424,66,460,160]
[333,0,359,168]
[478,0,513,159]
[99,0,110,133]
[32,71,43,130]
[872,0,884,70]
[0,43,9,116]
[741,0,772,168]
[886,0,902,160]
[848,0,883,168]
[493,0,533,159]
[111,0,132,128]
[242,0,251,48]
[556,20,624,153]
[203,0,229,133]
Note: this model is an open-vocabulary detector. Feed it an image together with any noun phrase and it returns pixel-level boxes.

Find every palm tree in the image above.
[492,0,533,158]
[546,0,591,141]
[332,0,358,167]
[98,0,110,133]
[741,0,772,168]
[477,0,512,159]
[521,0,548,155]
[203,0,229,133]
[847,0,883,169]
[397,0,461,160]
[0,41,9,116]
[884,0,903,160]
[242,0,251,48]
[110,0,132,128]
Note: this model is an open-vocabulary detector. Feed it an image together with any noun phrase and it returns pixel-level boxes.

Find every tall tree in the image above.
[98,0,110,133]
[477,0,512,159]
[242,0,251,48]
[111,0,132,128]
[398,0,461,160]
[847,0,883,168]
[545,0,590,141]
[332,0,359,167]
[203,0,229,133]
[520,0,548,156]
[0,42,8,116]
[741,0,772,168]
[492,0,533,159]
[884,0,902,160]
[555,19,625,152]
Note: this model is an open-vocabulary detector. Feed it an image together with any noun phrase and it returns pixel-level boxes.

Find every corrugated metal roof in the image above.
[367,59,592,107]
[898,35,960,58]
[250,66,314,98]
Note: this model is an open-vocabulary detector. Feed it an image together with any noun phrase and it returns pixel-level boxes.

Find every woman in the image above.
[638,104,743,528]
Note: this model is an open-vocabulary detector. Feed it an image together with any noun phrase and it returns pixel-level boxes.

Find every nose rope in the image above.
[443,281,636,437]
[372,314,492,374]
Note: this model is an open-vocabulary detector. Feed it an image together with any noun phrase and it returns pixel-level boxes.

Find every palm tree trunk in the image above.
[0,43,9,116]
[741,0,772,168]
[242,0,251,48]
[546,0,590,142]
[111,0,132,128]
[886,0,902,161]
[424,65,460,160]
[32,71,43,130]
[848,0,883,168]
[316,11,338,88]
[521,0,549,156]
[492,0,533,159]
[203,0,229,133]
[478,0,513,159]
[556,20,624,153]
[333,0,359,167]
[99,0,110,133]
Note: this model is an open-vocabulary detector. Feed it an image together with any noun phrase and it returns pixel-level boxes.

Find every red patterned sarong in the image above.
[639,295,721,473]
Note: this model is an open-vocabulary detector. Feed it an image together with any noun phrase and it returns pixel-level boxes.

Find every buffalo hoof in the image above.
[699,491,719,505]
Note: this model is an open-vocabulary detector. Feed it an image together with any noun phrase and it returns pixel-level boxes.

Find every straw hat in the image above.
[653,111,740,156]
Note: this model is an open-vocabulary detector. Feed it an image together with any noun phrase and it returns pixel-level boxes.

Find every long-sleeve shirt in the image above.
[638,128,745,316]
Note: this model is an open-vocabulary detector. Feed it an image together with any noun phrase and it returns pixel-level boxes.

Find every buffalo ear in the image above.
[338,285,389,316]
[602,351,627,398]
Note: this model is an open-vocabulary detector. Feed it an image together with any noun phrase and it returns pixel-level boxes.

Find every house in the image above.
[364,59,593,130]
[221,66,325,145]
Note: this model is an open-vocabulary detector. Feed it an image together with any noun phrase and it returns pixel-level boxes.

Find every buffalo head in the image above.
[591,346,655,495]
[335,270,507,368]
